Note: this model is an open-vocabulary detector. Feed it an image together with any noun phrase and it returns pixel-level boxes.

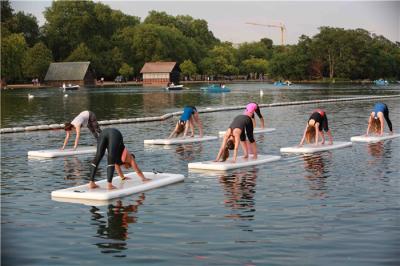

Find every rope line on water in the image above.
[1,94,399,134]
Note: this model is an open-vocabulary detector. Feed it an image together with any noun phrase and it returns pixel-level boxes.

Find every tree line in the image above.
[1,0,399,84]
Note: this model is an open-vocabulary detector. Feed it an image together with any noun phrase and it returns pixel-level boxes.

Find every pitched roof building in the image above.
[44,62,96,87]
[140,61,180,86]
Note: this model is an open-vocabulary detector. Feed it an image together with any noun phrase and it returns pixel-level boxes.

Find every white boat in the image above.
[61,84,80,91]
[165,84,184,91]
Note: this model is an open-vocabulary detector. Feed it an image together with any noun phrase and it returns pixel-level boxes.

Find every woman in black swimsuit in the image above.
[299,109,333,146]
[215,114,257,163]
[89,128,149,190]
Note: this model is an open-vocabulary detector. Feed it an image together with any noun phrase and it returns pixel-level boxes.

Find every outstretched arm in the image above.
[314,124,319,145]
[299,123,308,146]
[168,122,179,138]
[130,157,150,182]
[366,115,372,136]
[61,131,71,150]
[194,113,203,137]
[326,130,333,144]
[73,126,81,150]
[215,134,229,161]
[378,113,385,135]
[231,134,241,163]
[259,117,265,128]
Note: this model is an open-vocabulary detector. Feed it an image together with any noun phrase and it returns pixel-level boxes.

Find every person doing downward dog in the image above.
[215,105,257,163]
[247,102,265,128]
[366,103,393,136]
[61,110,101,150]
[168,106,203,138]
[89,128,150,190]
[299,109,333,146]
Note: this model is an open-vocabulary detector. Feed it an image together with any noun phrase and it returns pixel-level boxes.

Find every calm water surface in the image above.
[1,83,399,265]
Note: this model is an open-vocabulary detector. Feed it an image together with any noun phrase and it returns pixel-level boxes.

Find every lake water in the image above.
[1,83,399,265]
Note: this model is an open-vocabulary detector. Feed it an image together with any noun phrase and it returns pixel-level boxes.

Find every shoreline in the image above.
[1,79,381,90]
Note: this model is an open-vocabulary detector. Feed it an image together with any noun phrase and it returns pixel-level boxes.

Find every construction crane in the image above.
[246,22,286,45]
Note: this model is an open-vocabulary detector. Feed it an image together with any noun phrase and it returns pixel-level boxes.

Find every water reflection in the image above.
[302,153,331,197]
[367,142,385,159]
[91,194,145,254]
[63,157,85,181]
[218,168,258,220]
[174,143,203,161]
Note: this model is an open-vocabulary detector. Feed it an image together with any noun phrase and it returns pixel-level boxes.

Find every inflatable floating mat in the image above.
[280,141,352,153]
[144,135,217,145]
[28,146,96,158]
[51,172,185,202]
[218,128,275,137]
[188,154,281,171]
[351,133,400,143]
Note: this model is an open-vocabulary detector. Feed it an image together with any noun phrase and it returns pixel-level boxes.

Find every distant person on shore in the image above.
[299,109,333,146]
[246,102,265,128]
[366,103,393,136]
[89,128,150,190]
[61,110,101,150]
[168,106,203,138]
[215,105,257,163]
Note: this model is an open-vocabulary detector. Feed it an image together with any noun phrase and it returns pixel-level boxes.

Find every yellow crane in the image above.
[246,22,286,45]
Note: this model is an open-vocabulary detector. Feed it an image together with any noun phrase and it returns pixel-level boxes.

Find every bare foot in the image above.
[107,184,117,190]
[252,155,257,160]
[88,182,99,189]
[121,176,131,181]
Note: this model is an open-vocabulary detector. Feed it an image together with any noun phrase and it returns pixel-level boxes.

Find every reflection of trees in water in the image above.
[218,168,258,220]
[302,153,331,198]
[175,143,202,161]
[90,194,145,254]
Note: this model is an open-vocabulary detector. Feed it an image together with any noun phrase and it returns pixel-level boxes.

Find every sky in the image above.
[10,0,400,45]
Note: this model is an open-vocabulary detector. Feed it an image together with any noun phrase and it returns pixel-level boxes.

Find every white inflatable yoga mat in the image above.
[218,128,275,137]
[280,141,352,153]
[51,172,185,201]
[144,135,217,145]
[188,154,281,171]
[28,146,97,158]
[351,133,400,143]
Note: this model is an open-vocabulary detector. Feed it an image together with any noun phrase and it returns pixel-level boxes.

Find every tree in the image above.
[14,12,40,46]
[1,33,28,82]
[240,58,268,75]
[119,63,134,79]
[180,59,197,79]
[66,43,94,62]
[23,42,53,80]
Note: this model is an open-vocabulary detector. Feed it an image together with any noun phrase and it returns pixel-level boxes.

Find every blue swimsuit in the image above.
[179,106,197,123]
[373,103,392,131]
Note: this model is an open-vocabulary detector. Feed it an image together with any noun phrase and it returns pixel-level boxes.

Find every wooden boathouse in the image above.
[140,61,180,86]
[44,61,96,87]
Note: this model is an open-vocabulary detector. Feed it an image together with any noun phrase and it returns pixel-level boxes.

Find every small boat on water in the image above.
[374,79,388,86]
[200,84,231,93]
[274,80,292,86]
[61,83,80,91]
[165,84,184,91]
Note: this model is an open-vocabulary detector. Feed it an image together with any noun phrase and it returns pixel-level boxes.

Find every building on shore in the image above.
[140,61,180,86]
[44,61,96,87]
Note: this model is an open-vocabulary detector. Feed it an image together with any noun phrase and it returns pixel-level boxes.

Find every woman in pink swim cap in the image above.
[245,102,265,128]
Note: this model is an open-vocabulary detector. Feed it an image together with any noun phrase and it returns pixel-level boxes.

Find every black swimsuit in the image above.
[90,128,127,183]
[309,112,329,132]
[229,115,255,143]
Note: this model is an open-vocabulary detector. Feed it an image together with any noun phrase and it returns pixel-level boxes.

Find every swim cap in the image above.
[246,103,258,113]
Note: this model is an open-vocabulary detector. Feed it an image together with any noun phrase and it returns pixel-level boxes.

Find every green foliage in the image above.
[240,58,268,74]
[66,43,93,62]
[180,59,197,78]
[2,0,400,83]
[23,42,53,79]
[119,63,134,79]
[1,33,28,82]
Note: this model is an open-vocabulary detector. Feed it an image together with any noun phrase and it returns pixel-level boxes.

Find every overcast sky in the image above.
[11,1,400,45]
